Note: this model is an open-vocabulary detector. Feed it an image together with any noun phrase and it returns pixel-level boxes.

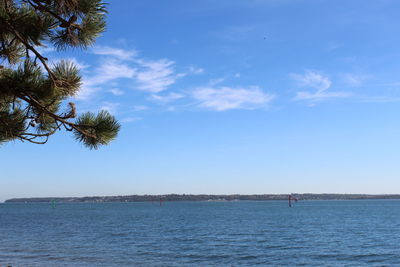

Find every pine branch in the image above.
[3,20,56,82]
[0,0,119,148]
[25,0,81,30]
[17,93,97,139]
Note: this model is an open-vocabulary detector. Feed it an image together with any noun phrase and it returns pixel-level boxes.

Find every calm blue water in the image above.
[1,200,400,266]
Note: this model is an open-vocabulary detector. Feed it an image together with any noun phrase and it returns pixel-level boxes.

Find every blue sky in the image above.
[2,0,400,201]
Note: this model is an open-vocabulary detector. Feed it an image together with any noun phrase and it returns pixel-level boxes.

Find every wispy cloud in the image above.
[92,60,136,84]
[76,45,204,102]
[109,88,124,96]
[188,66,204,74]
[291,71,331,91]
[209,77,225,86]
[100,101,120,114]
[151,92,185,102]
[341,73,369,87]
[120,117,142,123]
[93,45,137,60]
[296,90,351,100]
[134,58,178,93]
[192,86,274,111]
[35,45,55,55]
[358,95,400,103]
[291,70,351,101]
[133,105,149,111]
[77,59,136,99]
[66,58,90,70]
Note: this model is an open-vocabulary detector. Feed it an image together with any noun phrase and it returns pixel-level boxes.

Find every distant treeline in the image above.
[5,194,400,203]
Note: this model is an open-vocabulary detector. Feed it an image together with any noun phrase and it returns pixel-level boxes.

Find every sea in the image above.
[0,200,399,266]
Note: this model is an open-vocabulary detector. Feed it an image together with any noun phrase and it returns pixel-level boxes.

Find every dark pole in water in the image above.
[288,194,299,207]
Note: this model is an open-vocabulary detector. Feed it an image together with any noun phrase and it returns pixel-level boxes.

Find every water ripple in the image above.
[1,200,400,266]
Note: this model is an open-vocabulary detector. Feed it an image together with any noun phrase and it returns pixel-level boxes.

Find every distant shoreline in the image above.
[4,194,400,203]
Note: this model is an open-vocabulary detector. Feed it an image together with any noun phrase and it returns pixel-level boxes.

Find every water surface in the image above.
[1,200,399,266]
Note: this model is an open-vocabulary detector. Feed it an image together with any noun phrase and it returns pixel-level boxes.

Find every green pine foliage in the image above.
[0,0,120,148]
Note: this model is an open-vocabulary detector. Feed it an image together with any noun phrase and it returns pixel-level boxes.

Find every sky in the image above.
[2,0,400,201]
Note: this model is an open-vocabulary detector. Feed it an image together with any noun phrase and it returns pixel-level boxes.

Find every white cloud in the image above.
[93,46,136,61]
[77,59,135,99]
[77,85,100,100]
[77,46,181,98]
[296,91,351,100]
[109,88,124,96]
[67,58,90,70]
[291,71,351,101]
[209,78,225,86]
[291,71,331,91]
[100,102,120,114]
[188,66,204,74]
[75,45,201,103]
[192,86,274,111]
[165,66,204,80]
[341,73,365,87]
[358,95,400,103]
[92,60,136,84]
[151,92,184,102]
[98,51,202,94]
[133,105,148,111]
[35,45,55,55]
[121,117,142,123]
[134,59,178,93]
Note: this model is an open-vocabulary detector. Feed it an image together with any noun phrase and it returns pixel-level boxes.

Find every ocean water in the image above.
[0,200,400,266]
